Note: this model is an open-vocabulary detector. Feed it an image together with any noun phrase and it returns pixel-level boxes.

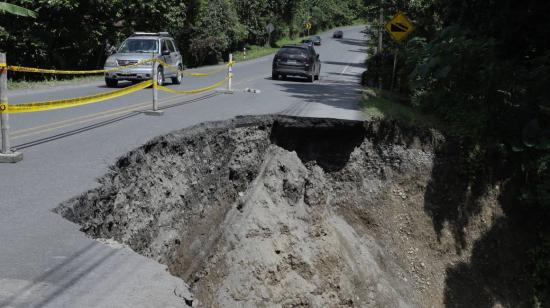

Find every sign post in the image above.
[384,12,415,91]
[145,57,164,116]
[265,23,274,46]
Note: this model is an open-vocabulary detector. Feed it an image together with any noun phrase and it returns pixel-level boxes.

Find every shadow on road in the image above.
[0,242,117,307]
[335,38,368,47]
[322,60,365,68]
[96,81,137,89]
[275,78,362,112]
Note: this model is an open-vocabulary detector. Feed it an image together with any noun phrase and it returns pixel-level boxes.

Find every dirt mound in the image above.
[55,116,532,307]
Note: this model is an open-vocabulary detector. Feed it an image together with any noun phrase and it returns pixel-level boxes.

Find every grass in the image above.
[360,87,442,129]
[8,75,103,90]
[351,18,368,26]
[232,36,306,63]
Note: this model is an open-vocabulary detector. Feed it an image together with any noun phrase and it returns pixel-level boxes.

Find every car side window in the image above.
[161,40,169,53]
[168,40,176,53]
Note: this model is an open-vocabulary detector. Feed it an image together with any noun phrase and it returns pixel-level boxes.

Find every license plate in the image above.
[286,60,297,64]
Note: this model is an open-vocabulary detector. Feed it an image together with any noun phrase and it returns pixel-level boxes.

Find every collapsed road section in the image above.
[55,116,531,307]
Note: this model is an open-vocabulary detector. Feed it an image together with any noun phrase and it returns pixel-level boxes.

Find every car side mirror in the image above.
[162,49,170,56]
[316,54,320,59]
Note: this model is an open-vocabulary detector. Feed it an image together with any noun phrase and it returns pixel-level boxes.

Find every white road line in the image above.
[340,64,351,75]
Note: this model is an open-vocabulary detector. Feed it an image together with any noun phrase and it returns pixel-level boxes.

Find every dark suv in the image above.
[272,44,321,82]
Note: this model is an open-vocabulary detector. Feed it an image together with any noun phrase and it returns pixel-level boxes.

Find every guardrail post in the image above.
[228,53,233,92]
[145,58,164,116]
[0,53,23,163]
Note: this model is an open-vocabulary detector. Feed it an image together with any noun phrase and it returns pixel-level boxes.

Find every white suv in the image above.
[103,32,183,87]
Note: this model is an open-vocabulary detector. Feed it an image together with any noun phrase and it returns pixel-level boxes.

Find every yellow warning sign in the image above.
[305,22,312,30]
[385,12,414,42]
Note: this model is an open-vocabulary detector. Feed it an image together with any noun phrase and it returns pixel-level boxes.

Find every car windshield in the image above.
[118,39,159,53]
[279,47,307,57]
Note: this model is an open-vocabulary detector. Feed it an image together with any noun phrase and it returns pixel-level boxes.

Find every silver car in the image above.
[103,32,183,87]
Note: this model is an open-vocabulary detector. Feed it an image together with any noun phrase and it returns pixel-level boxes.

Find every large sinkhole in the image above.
[55,115,532,307]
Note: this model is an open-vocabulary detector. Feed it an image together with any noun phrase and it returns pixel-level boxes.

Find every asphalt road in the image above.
[0,25,367,307]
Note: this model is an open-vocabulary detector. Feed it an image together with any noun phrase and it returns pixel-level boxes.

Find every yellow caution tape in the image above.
[0,80,152,114]
[6,58,156,75]
[155,74,230,94]
[185,60,236,77]
[3,58,236,76]
[155,59,234,77]
[184,66,227,77]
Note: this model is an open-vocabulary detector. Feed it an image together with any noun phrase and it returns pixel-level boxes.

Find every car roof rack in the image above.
[131,32,171,37]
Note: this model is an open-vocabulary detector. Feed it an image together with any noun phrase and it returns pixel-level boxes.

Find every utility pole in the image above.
[378,5,384,90]
[391,47,398,91]
[378,7,383,54]
[145,55,164,116]
[228,53,233,92]
[0,53,23,163]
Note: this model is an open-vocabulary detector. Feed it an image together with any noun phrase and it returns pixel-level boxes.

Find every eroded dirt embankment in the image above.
[55,116,533,307]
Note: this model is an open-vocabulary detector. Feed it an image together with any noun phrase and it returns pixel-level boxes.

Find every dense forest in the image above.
[0,0,364,68]
[363,0,550,305]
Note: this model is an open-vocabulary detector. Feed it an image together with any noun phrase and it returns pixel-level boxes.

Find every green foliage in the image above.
[364,0,550,303]
[407,25,499,139]
[360,89,441,129]
[0,2,36,18]
[0,0,363,71]
[188,0,246,65]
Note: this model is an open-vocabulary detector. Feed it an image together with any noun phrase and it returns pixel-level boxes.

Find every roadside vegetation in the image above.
[360,89,441,130]
[361,0,550,304]
[0,0,365,72]
[232,36,304,63]
[7,75,102,90]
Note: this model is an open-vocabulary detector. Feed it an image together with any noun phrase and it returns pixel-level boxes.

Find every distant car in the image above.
[333,30,343,38]
[310,35,322,45]
[272,44,321,82]
[301,39,314,46]
[103,32,183,88]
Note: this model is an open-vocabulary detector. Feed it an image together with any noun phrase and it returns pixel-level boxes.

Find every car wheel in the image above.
[156,67,164,86]
[171,66,183,84]
[315,74,319,80]
[281,75,286,80]
[105,78,118,88]
[272,72,279,80]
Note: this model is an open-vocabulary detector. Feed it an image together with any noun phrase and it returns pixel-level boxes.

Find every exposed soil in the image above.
[55,116,534,307]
